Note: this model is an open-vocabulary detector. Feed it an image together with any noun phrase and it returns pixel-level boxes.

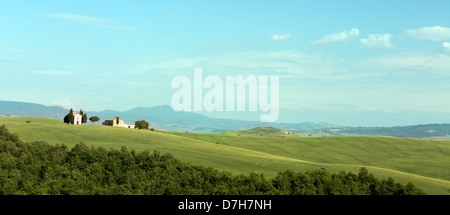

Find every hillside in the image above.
[0,101,335,133]
[0,125,423,195]
[303,124,450,139]
[225,127,296,136]
[1,116,450,194]
[3,101,450,139]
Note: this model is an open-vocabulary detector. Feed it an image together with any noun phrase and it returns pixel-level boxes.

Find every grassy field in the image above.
[1,116,450,194]
[224,126,298,136]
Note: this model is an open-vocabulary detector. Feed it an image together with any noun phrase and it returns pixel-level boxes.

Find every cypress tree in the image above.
[69,109,74,125]
[82,113,87,124]
[63,114,70,124]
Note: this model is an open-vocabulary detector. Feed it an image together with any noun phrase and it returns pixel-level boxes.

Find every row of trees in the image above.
[0,125,425,195]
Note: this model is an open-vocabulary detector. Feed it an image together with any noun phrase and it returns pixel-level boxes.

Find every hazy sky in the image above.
[1,0,450,126]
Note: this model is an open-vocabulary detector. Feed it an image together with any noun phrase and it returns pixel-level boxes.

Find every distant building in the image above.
[102,118,135,129]
[63,109,86,125]
[74,113,82,125]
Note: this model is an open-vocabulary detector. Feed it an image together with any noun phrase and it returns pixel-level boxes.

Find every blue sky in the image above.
[1,0,450,126]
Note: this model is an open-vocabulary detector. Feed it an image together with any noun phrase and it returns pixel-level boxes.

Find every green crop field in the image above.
[224,126,298,136]
[1,116,450,194]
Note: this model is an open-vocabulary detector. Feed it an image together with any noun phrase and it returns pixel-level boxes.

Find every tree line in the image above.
[0,125,425,195]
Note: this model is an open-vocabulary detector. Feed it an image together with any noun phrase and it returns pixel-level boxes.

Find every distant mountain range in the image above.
[0,101,336,133]
[0,101,68,119]
[1,100,449,139]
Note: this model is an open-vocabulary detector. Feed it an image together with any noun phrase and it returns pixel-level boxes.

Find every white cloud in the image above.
[270,33,291,41]
[42,13,106,24]
[443,42,450,51]
[0,46,42,55]
[311,28,359,45]
[360,106,391,112]
[359,34,393,48]
[33,70,74,76]
[359,53,450,75]
[0,46,32,53]
[126,81,150,87]
[40,13,132,31]
[406,26,450,41]
[51,98,77,110]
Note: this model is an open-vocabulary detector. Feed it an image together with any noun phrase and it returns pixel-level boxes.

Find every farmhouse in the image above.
[102,117,135,129]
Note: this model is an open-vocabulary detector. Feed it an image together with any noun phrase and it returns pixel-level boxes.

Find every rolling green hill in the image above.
[1,116,450,194]
[224,126,297,136]
[302,124,450,139]
[0,101,337,133]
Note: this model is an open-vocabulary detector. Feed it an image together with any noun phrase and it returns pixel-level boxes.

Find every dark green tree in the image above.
[135,120,149,130]
[69,109,74,124]
[82,113,87,124]
[116,117,120,125]
[78,109,88,124]
[63,109,75,124]
[89,116,100,125]
[63,114,70,124]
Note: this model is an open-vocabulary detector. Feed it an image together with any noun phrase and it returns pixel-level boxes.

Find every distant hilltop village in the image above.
[62,108,146,130]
